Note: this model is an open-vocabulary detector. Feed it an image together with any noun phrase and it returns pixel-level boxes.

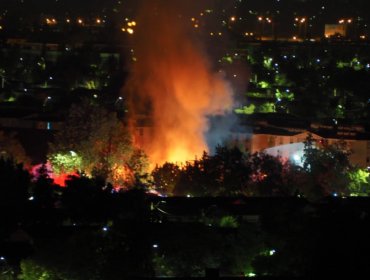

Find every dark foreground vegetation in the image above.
[1,143,370,279]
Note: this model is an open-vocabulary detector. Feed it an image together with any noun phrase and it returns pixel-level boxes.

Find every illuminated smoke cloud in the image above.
[123,0,234,166]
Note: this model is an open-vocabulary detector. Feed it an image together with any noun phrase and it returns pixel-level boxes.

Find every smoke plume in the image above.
[124,1,234,166]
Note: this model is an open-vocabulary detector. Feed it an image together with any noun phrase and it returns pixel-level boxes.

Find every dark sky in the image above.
[1,0,369,17]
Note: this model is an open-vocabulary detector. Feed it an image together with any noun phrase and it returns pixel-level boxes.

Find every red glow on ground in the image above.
[31,163,79,187]
[52,172,78,187]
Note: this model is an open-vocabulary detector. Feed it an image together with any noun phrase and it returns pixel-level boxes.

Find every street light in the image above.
[294,17,307,40]
[257,16,274,40]
[338,19,352,24]
[338,18,353,39]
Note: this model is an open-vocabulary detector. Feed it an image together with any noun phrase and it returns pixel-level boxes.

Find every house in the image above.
[241,114,370,168]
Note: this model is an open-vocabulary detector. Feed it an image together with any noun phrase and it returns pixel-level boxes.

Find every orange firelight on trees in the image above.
[123,1,234,167]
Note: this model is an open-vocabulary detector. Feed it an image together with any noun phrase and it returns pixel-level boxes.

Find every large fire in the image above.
[124,1,234,166]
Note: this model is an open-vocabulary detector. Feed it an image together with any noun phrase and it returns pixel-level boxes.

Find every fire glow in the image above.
[31,163,79,187]
[124,1,234,166]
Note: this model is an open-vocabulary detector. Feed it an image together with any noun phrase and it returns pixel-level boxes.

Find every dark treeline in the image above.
[152,136,367,199]
[1,140,370,279]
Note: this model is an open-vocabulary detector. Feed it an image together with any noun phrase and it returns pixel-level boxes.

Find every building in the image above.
[241,114,370,168]
[324,24,347,38]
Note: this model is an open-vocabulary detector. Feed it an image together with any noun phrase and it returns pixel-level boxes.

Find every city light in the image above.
[294,17,308,39]
[122,20,137,34]
[339,18,352,24]
[295,17,306,23]
[45,18,57,25]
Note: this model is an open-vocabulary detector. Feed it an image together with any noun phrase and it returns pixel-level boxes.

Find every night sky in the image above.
[1,0,370,20]
[1,0,369,39]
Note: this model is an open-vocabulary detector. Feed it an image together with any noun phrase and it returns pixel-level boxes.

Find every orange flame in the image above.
[124,1,234,167]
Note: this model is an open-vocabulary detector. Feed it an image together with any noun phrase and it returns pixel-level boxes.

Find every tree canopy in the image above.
[48,98,148,187]
[152,137,368,200]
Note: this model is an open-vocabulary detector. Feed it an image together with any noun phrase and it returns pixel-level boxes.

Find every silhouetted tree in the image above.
[299,135,352,199]
[152,162,181,195]
[172,147,251,196]
[62,175,111,224]
[0,158,30,226]
[248,152,290,196]
[31,164,56,209]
